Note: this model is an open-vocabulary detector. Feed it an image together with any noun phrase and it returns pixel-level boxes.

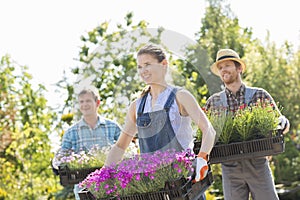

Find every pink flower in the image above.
[79,149,195,198]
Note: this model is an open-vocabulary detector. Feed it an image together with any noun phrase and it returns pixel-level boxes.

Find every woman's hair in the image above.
[139,85,151,97]
[137,44,166,62]
[137,44,167,97]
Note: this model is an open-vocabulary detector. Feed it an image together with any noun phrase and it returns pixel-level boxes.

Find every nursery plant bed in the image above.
[194,132,285,164]
[78,171,214,200]
[58,165,99,186]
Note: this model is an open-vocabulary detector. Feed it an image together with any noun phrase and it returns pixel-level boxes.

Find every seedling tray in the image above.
[58,165,99,186]
[78,171,214,200]
[194,133,284,164]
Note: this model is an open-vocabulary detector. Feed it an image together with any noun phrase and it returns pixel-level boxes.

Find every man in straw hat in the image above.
[205,49,290,200]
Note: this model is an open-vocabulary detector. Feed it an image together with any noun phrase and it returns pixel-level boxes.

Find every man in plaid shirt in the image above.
[55,85,121,200]
[205,49,289,200]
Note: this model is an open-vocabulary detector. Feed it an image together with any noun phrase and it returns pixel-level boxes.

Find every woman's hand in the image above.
[194,156,208,182]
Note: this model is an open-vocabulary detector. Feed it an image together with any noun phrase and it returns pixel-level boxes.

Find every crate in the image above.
[78,171,214,200]
[194,132,285,164]
[188,171,213,200]
[58,165,99,186]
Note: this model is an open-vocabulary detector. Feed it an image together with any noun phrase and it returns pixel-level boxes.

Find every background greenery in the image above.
[0,0,299,199]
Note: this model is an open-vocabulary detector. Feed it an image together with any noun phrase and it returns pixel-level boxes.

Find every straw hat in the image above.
[210,49,246,76]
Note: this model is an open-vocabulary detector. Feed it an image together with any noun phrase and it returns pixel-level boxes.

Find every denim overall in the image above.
[136,87,183,154]
[217,87,279,200]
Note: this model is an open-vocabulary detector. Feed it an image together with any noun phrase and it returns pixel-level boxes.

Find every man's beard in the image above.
[222,73,238,85]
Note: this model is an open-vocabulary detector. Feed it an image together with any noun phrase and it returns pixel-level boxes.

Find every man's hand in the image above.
[194,157,208,182]
[277,115,290,134]
[51,158,60,176]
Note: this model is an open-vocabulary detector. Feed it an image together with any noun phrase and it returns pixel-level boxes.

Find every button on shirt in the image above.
[61,115,121,152]
[205,84,275,112]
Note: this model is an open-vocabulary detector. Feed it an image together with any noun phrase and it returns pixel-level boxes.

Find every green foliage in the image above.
[0,55,61,199]
[184,0,254,98]
[197,102,279,144]
[213,110,235,144]
[234,102,279,141]
[209,164,223,198]
[196,0,253,68]
[273,135,300,183]
[244,39,300,133]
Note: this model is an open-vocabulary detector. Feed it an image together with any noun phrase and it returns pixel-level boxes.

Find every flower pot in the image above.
[58,166,99,186]
[194,131,285,164]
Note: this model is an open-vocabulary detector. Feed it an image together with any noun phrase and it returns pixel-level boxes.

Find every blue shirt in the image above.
[61,115,121,152]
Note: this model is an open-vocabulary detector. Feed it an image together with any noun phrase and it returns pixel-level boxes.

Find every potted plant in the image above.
[194,100,285,163]
[78,149,213,200]
[54,145,110,186]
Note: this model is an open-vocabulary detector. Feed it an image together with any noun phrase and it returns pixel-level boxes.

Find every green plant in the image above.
[234,101,279,141]
[197,101,280,144]
[210,109,236,144]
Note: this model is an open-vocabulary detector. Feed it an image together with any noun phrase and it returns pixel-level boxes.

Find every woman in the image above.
[105,43,216,186]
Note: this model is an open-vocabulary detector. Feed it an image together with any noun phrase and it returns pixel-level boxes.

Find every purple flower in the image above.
[80,149,195,198]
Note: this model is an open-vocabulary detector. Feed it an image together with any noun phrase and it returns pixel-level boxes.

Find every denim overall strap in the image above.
[220,91,228,107]
[163,88,178,112]
[137,92,148,117]
[137,87,183,154]
[244,87,257,106]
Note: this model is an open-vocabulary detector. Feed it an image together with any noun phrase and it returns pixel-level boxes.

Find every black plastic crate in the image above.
[58,166,99,186]
[188,171,213,200]
[194,132,285,164]
[78,171,214,200]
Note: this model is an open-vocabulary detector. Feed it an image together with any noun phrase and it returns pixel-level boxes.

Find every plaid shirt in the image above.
[60,115,121,152]
[205,84,277,112]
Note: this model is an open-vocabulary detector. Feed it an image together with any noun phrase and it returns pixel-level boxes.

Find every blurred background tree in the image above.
[0,55,62,199]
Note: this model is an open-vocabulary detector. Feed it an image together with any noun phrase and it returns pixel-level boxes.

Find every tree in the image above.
[186,0,254,99]
[0,55,61,199]
[244,36,300,132]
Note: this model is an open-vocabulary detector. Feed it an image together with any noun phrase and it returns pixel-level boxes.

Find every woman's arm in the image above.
[104,101,138,166]
[176,89,216,157]
[176,89,216,181]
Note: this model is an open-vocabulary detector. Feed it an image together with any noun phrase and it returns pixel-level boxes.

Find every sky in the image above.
[1,0,299,108]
